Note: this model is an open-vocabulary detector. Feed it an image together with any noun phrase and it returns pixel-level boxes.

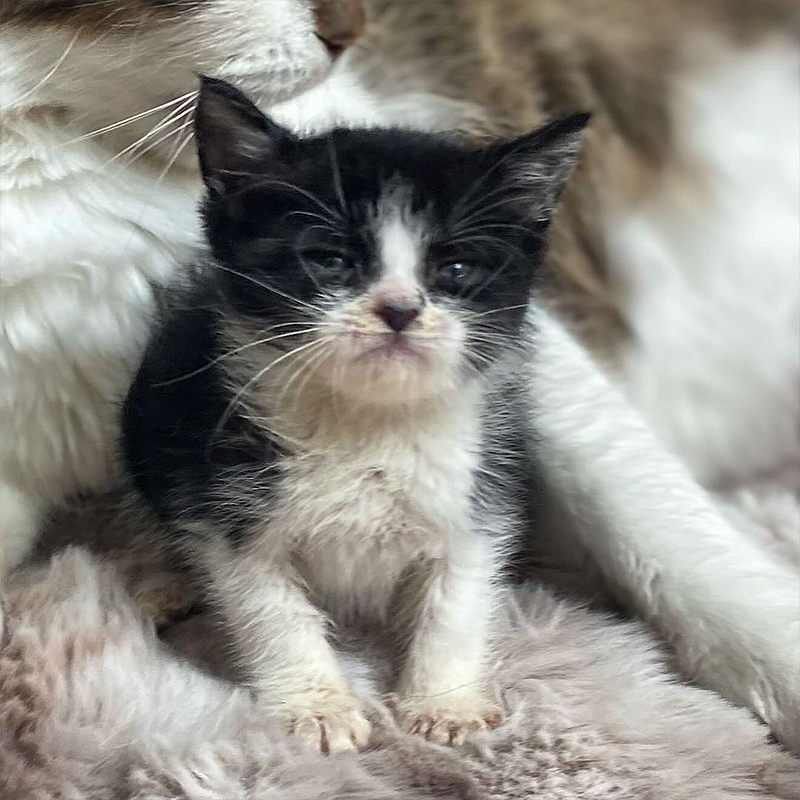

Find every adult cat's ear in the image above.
[194,75,296,198]
[494,111,590,222]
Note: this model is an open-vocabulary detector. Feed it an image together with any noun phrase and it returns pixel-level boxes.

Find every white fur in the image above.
[201,387,498,750]
[376,196,425,283]
[0,5,470,573]
[605,36,800,489]
[528,305,800,753]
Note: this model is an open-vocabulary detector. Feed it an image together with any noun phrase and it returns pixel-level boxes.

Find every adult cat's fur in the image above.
[122,76,587,752]
[0,0,477,574]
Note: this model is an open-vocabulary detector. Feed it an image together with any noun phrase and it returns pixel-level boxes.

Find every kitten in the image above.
[123,76,587,753]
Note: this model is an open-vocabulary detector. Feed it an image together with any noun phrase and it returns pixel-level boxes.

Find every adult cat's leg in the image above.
[391,535,501,746]
[0,481,44,575]
[527,305,800,754]
[201,544,370,753]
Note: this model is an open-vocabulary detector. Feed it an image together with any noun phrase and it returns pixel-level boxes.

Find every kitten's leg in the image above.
[202,545,370,753]
[391,536,501,746]
[528,305,800,754]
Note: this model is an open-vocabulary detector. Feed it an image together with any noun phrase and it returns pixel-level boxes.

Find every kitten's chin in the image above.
[321,352,463,407]
[307,329,468,407]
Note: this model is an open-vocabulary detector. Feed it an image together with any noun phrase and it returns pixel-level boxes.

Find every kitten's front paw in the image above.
[281,687,371,754]
[389,693,501,746]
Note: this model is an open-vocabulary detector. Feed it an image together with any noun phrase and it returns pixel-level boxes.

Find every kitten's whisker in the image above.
[455,221,532,237]
[210,264,320,314]
[450,183,516,225]
[291,348,333,413]
[452,194,534,231]
[283,210,342,229]
[296,257,323,292]
[258,320,333,333]
[326,135,349,217]
[466,304,529,319]
[450,137,541,221]
[240,179,343,222]
[465,256,514,301]
[214,337,334,439]
[278,341,332,411]
[154,328,321,386]
[443,234,526,260]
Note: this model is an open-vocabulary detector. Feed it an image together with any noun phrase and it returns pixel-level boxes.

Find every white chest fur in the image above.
[260,396,483,620]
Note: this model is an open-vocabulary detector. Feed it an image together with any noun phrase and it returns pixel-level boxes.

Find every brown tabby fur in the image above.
[357,0,799,358]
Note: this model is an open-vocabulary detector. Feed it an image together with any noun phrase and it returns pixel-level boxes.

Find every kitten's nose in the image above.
[313,0,365,57]
[374,303,420,333]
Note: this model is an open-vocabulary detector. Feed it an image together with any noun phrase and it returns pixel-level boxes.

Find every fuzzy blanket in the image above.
[2,486,798,800]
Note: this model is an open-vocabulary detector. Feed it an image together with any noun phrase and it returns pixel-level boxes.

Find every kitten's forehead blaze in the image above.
[374,189,427,290]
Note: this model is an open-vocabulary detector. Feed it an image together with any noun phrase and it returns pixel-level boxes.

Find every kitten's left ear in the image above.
[194,75,296,198]
[494,111,591,221]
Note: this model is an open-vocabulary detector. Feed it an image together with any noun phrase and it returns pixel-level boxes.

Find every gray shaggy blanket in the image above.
[2,542,798,800]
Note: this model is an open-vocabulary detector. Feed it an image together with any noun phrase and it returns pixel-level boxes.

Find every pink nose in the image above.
[374,303,420,333]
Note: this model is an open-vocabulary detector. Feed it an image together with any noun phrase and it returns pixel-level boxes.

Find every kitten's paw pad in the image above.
[283,688,371,754]
[389,695,501,746]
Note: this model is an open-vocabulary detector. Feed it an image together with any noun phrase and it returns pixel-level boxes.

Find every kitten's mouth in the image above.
[354,334,425,363]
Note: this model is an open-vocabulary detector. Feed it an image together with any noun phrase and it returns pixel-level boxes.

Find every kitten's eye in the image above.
[304,251,352,281]
[446,263,472,281]
[436,262,487,293]
[317,254,348,273]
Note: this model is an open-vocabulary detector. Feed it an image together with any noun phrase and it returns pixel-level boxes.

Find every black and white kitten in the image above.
[123,76,587,753]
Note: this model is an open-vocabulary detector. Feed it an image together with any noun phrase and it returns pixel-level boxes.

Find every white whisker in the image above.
[154,328,322,387]
[63,91,197,145]
[14,27,83,106]
[210,264,320,314]
[105,97,195,167]
[213,337,334,439]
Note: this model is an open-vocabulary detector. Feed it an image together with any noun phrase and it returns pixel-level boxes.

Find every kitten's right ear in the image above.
[194,75,295,197]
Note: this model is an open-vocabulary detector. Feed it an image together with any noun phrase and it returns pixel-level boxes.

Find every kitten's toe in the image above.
[284,688,371,754]
[390,694,501,746]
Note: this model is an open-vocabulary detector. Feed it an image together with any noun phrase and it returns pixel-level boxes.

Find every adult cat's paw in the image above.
[281,687,371,754]
[388,693,502,746]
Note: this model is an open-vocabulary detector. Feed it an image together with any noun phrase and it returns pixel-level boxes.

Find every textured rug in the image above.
[2,541,798,800]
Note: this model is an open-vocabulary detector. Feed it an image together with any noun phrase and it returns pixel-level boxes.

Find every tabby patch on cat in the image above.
[123,76,587,753]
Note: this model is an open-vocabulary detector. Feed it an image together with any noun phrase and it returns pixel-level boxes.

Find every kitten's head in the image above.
[1,0,363,156]
[197,77,588,407]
